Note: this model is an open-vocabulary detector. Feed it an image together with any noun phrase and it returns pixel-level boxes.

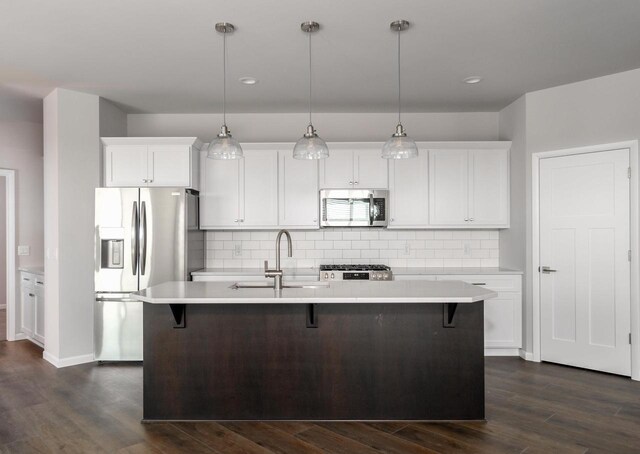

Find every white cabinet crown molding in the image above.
[101,137,203,149]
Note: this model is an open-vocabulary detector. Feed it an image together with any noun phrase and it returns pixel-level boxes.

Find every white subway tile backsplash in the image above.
[361,249,379,259]
[343,250,361,259]
[415,231,434,240]
[324,249,343,259]
[481,240,499,249]
[315,240,334,249]
[333,240,351,249]
[378,231,398,240]
[369,240,389,249]
[205,228,500,269]
[359,231,377,240]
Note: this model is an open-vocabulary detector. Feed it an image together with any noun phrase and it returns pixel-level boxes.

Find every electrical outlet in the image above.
[233,244,242,257]
[403,241,411,255]
[17,245,30,256]
[463,242,472,257]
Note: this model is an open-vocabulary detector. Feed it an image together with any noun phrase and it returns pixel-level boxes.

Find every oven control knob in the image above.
[330,273,335,279]
[324,272,329,280]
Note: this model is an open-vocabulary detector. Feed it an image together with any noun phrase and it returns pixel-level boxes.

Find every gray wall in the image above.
[498,95,528,351]
[498,67,640,355]
[127,112,499,142]
[0,119,44,336]
[43,90,126,365]
[0,177,5,308]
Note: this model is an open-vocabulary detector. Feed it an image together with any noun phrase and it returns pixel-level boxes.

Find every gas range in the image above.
[319,264,393,281]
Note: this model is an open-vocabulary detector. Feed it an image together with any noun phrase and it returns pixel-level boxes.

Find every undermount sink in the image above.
[229,281,329,290]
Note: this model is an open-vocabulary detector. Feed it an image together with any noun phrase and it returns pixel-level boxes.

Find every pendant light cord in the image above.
[223,31,227,126]
[308,31,312,126]
[397,27,401,125]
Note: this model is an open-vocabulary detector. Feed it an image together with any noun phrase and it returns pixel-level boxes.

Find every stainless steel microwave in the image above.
[320,189,389,227]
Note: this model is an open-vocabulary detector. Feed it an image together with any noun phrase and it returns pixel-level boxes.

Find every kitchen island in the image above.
[134,280,496,422]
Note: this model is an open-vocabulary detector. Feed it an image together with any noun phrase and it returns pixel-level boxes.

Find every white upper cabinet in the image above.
[278,151,319,228]
[388,150,429,228]
[200,154,242,228]
[428,147,509,228]
[319,150,354,188]
[200,147,279,229]
[354,149,388,188]
[428,149,469,226]
[468,149,509,226]
[102,138,202,189]
[243,150,279,227]
[319,148,388,188]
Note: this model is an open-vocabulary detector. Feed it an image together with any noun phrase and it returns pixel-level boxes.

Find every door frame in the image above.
[0,168,17,342]
[532,140,640,380]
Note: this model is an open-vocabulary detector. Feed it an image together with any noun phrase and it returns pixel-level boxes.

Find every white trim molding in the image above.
[485,348,520,357]
[531,140,640,381]
[43,351,96,368]
[0,168,17,342]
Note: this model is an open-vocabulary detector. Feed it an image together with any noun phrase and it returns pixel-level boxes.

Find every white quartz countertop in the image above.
[191,267,523,277]
[133,280,497,305]
[18,266,44,276]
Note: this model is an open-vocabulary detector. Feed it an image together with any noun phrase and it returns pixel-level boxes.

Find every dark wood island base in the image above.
[143,301,485,421]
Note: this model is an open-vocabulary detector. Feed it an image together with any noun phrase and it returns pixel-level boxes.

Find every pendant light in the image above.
[382,20,418,159]
[293,21,329,160]
[208,22,243,160]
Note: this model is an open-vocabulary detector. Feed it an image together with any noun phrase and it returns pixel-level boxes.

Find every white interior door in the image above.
[540,149,631,376]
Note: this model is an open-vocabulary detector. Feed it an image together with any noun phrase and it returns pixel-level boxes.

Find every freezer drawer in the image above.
[94,295,143,361]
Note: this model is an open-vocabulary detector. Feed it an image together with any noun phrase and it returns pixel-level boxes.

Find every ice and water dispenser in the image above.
[99,228,125,269]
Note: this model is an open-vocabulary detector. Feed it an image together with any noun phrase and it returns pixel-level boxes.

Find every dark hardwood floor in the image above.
[1,340,639,453]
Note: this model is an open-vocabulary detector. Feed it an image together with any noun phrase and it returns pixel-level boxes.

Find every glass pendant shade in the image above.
[207,125,243,159]
[293,124,329,160]
[382,123,418,159]
[208,22,243,160]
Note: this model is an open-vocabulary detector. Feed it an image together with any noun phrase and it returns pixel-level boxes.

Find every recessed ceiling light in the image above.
[239,77,258,85]
[463,76,482,84]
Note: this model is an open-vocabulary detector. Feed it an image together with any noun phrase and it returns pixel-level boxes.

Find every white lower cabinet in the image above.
[435,274,522,354]
[20,271,45,347]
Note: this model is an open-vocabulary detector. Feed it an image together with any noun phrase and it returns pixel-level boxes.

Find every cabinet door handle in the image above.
[469,217,475,221]
[23,278,30,281]
[471,283,487,286]
[349,181,353,185]
[28,293,35,297]
[36,281,44,285]
[354,181,359,185]
[464,218,469,221]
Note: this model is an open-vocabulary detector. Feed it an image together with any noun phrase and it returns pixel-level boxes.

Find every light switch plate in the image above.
[18,245,30,256]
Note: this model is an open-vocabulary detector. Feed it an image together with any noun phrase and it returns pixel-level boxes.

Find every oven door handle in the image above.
[369,193,375,226]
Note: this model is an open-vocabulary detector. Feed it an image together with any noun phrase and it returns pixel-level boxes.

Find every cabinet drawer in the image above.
[436,274,521,292]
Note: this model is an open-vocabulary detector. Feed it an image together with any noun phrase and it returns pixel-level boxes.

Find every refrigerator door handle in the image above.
[140,201,147,275]
[131,201,138,275]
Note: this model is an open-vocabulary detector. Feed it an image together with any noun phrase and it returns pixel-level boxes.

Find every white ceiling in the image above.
[2,0,640,114]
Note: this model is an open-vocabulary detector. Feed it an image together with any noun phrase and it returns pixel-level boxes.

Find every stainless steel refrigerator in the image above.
[94,188,204,360]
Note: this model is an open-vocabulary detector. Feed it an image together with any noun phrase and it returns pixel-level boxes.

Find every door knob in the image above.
[539,266,557,274]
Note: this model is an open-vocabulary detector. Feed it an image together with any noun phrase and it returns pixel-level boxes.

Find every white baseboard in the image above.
[43,351,96,368]
[13,332,27,341]
[519,349,535,361]
[484,348,520,356]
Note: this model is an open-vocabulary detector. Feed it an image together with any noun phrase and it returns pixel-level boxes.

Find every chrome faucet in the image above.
[264,229,293,290]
